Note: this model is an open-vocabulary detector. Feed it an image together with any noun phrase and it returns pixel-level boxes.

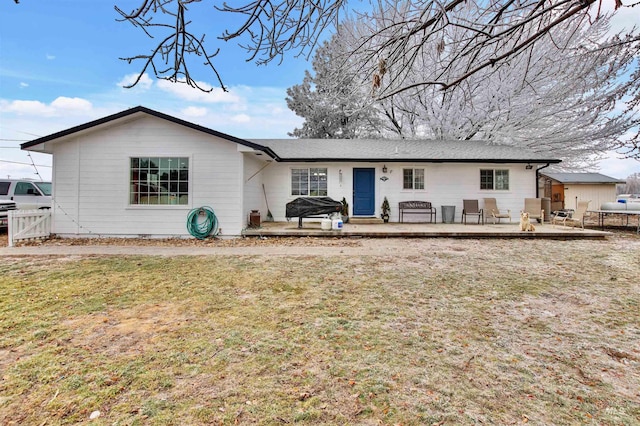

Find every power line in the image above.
[0,159,51,167]
[0,127,42,137]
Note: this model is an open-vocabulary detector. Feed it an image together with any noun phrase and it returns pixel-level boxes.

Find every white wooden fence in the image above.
[8,209,52,247]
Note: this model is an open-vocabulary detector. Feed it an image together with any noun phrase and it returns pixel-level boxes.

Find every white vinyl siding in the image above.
[49,115,245,236]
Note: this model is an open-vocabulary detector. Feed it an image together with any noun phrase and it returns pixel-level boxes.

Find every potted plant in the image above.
[341,197,350,223]
[381,197,390,222]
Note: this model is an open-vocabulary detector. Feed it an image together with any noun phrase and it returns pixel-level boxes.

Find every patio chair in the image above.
[483,198,511,224]
[552,200,590,230]
[462,199,484,225]
[523,198,544,223]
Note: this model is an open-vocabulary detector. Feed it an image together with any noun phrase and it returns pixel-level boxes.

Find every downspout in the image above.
[535,163,551,198]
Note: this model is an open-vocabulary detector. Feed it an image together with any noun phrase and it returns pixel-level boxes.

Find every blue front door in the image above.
[353,168,375,215]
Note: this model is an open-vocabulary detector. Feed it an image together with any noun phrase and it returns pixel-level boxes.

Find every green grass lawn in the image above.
[1,237,639,425]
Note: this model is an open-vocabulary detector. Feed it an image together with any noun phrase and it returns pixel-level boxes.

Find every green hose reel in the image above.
[186,206,218,239]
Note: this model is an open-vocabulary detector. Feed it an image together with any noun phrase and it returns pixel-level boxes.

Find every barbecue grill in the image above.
[286,197,343,228]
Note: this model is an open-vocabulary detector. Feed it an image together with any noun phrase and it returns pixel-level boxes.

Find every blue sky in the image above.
[1,1,638,182]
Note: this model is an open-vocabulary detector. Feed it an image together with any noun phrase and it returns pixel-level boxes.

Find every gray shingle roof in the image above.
[21,106,561,165]
[251,139,560,163]
[541,172,625,184]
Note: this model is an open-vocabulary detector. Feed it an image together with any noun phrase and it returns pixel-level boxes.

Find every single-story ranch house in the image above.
[22,106,561,237]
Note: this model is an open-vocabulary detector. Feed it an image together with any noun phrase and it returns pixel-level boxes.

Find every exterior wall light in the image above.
[382,165,388,173]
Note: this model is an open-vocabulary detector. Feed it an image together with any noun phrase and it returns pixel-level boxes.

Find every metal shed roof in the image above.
[541,172,626,184]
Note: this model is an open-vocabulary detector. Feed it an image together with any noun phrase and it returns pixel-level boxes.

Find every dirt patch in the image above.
[2,232,365,248]
[62,304,193,357]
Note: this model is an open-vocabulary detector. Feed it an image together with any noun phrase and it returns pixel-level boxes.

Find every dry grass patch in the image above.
[0,237,639,425]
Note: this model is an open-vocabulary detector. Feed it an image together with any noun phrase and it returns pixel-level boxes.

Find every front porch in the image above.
[243,220,610,239]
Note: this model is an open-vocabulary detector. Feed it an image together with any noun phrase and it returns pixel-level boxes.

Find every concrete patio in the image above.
[243,220,611,239]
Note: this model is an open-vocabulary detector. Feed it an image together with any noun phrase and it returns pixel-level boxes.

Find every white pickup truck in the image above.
[0,179,52,210]
[0,200,17,229]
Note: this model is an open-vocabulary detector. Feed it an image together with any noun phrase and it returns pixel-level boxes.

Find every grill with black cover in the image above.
[286,197,343,228]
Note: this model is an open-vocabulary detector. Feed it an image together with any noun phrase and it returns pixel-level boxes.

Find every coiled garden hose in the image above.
[186,206,218,239]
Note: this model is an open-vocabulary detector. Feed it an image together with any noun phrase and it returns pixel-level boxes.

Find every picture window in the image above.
[130,157,189,205]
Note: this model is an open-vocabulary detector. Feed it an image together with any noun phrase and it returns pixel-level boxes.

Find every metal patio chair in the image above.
[462,199,484,225]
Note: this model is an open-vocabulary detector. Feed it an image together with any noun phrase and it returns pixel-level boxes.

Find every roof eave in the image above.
[275,158,562,164]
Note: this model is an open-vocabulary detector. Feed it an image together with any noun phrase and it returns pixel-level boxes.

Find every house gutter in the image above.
[535,163,552,198]
[274,158,561,164]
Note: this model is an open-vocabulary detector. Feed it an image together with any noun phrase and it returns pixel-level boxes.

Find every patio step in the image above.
[348,217,384,224]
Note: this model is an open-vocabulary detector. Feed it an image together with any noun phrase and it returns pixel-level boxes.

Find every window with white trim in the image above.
[403,168,425,190]
[480,169,509,190]
[291,168,327,196]
[130,157,189,205]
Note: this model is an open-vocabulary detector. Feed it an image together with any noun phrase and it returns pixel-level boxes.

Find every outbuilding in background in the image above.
[539,172,626,211]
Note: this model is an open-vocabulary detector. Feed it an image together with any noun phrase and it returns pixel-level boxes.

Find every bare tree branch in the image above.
[216,0,346,65]
[116,0,227,91]
[112,0,638,99]
[114,0,346,90]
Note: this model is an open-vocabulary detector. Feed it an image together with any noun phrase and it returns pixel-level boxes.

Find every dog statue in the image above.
[520,211,536,232]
